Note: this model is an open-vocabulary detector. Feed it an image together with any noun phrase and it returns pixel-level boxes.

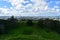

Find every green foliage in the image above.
[37,18,60,34]
[6,16,18,29]
[0,26,60,40]
[0,16,19,34]
[0,19,60,40]
[22,28,33,35]
[0,17,60,34]
[37,19,44,28]
[0,19,8,34]
[26,20,33,26]
[52,20,60,33]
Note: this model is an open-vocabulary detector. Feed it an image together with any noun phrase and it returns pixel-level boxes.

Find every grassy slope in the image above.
[0,21,60,40]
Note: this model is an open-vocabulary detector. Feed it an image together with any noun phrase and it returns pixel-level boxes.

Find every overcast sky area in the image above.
[0,0,60,16]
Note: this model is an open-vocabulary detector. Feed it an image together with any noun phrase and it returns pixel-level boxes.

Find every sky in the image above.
[0,0,60,16]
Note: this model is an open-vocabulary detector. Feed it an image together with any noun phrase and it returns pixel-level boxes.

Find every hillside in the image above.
[0,26,60,40]
[0,20,60,40]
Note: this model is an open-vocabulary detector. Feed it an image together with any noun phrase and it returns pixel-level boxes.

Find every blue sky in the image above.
[0,0,12,8]
[45,0,60,8]
[0,0,60,16]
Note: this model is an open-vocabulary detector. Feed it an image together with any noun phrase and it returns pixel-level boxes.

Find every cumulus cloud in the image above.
[48,5,60,13]
[0,8,9,14]
[4,0,49,16]
[0,0,60,16]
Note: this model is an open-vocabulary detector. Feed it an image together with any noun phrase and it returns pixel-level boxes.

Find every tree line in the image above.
[0,16,60,34]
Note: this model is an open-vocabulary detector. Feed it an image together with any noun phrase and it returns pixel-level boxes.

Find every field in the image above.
[0,20,60,40]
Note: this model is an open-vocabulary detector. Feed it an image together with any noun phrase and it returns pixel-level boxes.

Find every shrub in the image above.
[37,19,44,28]
[6,16,18,29]
[0,19,8,34]
[26,20,33,26]
[43,19,53,29]
[37,19,60,33]
[53,20,60,33]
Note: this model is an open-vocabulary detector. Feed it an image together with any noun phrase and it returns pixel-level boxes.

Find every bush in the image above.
[0,19,8,34]
[37,19,60,34]
[26,20,33,26]
[43,19,53,29]
[53,20,60,33]
[6,16,18,30]
[37,19,44,28]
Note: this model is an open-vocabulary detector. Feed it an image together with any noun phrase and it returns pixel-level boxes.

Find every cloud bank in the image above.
[0,0,60,16]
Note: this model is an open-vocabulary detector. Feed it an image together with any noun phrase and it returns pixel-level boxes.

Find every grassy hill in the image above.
[0,26,60,40]
[0,21,60,40]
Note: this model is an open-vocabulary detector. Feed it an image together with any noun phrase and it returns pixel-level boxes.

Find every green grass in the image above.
[0,26,60,40]
[0,21,60,40]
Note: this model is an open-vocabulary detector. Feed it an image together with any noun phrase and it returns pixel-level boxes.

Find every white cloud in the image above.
[7,0,49,15]
[8,0,24,6]
[0,8,9,14]
[0,0,60,16]
[0,8,9,16]
[51,6,59,12]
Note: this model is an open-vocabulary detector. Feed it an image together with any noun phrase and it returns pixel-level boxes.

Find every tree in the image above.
[26,20,33,26]
[37,19,44,28]
[7,16,18,29]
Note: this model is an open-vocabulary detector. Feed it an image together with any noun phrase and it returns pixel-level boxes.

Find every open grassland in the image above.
[0,21,60,40]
